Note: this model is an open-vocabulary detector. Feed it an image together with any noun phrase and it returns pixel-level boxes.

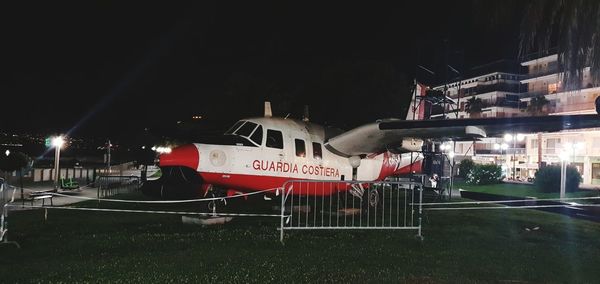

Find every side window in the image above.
[312,142,322,159]
[266,129,283,149]
[250,125,263,145]
[295,139,306,157]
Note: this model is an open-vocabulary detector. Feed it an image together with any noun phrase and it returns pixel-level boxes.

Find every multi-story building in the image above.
[427,61,527,178]
[521,54,600,185]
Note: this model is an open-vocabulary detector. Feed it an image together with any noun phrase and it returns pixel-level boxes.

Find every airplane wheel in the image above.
[365,188,381,208]
[208,200,217,212]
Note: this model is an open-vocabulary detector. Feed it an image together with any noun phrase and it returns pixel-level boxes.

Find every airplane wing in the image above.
[324,114,600,157]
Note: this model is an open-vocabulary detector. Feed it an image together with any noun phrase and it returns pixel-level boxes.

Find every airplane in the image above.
[143,101,600,209]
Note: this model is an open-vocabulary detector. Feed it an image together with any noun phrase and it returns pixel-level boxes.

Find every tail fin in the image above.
[302,105,310,122]
[264,101,272,117]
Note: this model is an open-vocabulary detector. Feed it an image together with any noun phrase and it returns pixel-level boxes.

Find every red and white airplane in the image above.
[145,102,600,203]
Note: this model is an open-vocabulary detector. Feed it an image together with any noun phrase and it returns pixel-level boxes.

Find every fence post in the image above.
[279,185,286,244]
[416,185,424,241]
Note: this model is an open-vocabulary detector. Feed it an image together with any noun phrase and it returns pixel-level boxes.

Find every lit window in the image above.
[548,83,558,94]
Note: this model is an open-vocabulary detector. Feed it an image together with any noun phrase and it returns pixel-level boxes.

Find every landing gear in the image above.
[366,188,380,208]
[205,188,227,215]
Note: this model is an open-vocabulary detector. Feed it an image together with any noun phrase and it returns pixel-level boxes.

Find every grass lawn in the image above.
[1,193,600,282]
[456,181,600,200]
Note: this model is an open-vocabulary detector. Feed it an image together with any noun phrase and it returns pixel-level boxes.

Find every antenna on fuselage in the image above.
[264,101,272,118]
[302,105,309,122]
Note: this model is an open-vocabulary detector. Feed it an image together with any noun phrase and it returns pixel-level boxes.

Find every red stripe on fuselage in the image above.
[199,160,422,196]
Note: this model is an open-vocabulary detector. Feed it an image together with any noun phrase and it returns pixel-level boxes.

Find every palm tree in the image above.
[520,0,600,90]
[465,96,484,118]
[526,95,550,116]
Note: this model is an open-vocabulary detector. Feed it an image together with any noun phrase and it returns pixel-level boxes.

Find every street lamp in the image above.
[51,136,65,191]
[558,141,585,199]
[504,133,525,180]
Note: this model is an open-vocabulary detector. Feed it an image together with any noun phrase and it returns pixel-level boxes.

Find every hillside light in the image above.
[5,150,9,156]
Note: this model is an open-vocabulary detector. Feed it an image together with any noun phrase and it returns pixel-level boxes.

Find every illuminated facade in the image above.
[431,63,527,178]
[521,54,600,185]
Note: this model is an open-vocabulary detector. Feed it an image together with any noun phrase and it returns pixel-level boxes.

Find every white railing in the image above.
[279,180,423,242]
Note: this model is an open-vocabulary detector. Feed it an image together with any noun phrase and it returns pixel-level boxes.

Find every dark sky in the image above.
[2,1,523,141]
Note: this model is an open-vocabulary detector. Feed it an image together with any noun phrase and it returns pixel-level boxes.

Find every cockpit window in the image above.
[225,121,245,135]
[235,121,258,137]
[250,125,263,145]
[224,120,263,146]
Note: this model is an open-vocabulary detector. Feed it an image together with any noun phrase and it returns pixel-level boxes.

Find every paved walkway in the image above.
[2,182,100,208]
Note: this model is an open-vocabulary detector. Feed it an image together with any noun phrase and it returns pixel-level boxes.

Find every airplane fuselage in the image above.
[157,117,422,197]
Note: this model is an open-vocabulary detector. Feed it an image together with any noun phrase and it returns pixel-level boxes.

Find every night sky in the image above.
[3,1,523,142]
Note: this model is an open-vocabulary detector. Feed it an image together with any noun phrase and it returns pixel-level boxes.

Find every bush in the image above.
[466,164,503,185]
[458,159,475,178]
[534,165,582,193]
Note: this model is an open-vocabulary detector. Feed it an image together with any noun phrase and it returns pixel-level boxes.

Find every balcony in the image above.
[475,148,526,155]
[552,101,596,114]
[459,83,522,97]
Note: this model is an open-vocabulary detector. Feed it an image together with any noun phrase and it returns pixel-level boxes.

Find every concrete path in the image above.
[2,182,100,208]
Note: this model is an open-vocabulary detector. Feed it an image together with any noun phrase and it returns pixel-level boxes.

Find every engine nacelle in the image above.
[388,139,423,153]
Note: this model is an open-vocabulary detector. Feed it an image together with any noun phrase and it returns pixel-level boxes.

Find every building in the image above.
[521,54,600,185]
[427,61,527,178]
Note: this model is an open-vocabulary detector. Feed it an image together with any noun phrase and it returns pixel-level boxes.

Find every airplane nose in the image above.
[158,144,200,170]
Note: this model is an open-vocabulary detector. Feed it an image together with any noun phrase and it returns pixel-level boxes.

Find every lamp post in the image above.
[559,142,584,199]
[439,142,455,199]
[51,136,65,191]
[504,133,525,180]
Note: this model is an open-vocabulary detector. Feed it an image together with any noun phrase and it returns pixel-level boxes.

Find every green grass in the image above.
[456,181,600,199]
[1,193,600,282]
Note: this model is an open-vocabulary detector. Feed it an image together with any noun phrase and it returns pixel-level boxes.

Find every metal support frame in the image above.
[1,185,20,248]
[279,180,424,243]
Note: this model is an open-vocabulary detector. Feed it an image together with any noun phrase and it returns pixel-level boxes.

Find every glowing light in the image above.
[559,150,571,161]
[493,143,500,150]
[516,134,525,141]
[4,150,9,156]
[501,143,509,150]
[504,134,513,142]
[153,146,172,154]
[141,146,146,149]
[448,151,455,158]
[440,143,452,152]
[51,136,65,148]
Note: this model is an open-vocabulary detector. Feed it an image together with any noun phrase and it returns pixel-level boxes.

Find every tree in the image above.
[0,151,30,203]
[458,159,475,178]
[526,95,550,116]
[534,165,582,193]
[465,164,503,185]
[520,0,600,90]
[464,96,484,118]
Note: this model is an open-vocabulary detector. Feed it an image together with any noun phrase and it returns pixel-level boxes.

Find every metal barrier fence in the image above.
[96,175,141,198]
[279,180,423,242]
[0,180,6,210]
